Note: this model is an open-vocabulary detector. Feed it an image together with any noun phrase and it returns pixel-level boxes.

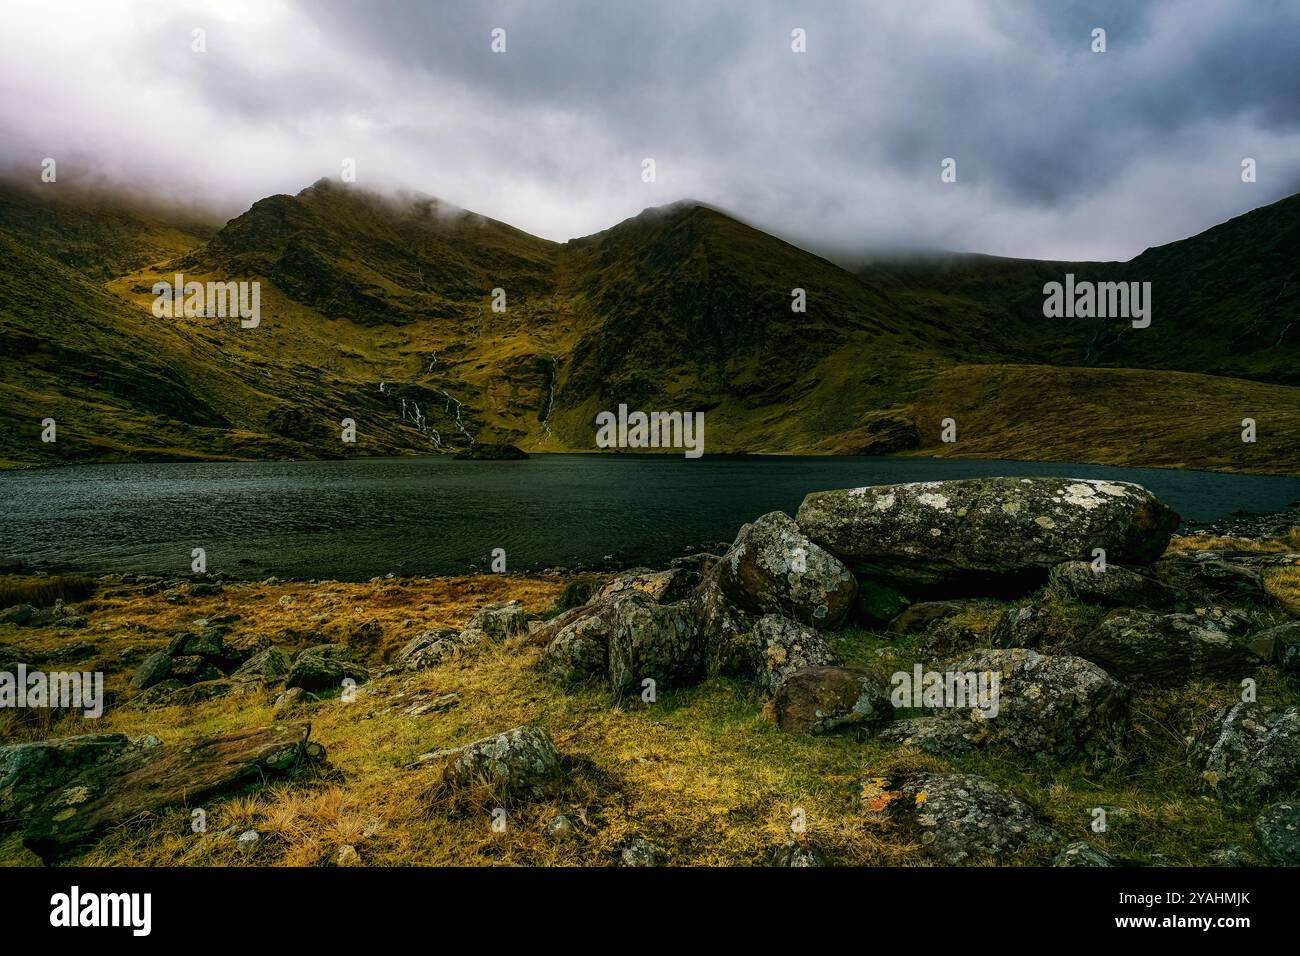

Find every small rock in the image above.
[546,814,576,839]
[770,666,892,735]
[1053,840,1118,867]
[236,830,260,853]
[619,836,662,867]
[337,843,361,866]
[772,841,827,867]
[888,772,1055,864]
[129,651,172,690]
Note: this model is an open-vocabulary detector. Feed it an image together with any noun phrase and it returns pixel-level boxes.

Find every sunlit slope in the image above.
[2,176,1298,471]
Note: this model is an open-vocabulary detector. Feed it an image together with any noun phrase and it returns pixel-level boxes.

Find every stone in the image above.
[769,666,892,735]
[886,601,966,635]
[436,725,563,803]
[391,628,462,671]
[1254,803,1300,866]
[1254,621,1300,673]
[1048,561,1174,609]
[20,722,319,862]
[878,648,1129,761]
[751,614,838,694]
[546,814,576,840]
[42,641,97,664]
[0,604,36,626]
[619,835,661,867]
[0,734,136,830]
[129,651,172,690]
[542,600,622,687]
[605,593,702,696]
[991,603,1055,647]
[273,686,308,718]
[1053,841,1118,867]
[337,843,361,866]
[231,646,291,684]
[1073,610,1259,686]
[887,772,1054,864]
[714,512,857,627]
[597,568,697,604]
[796,477,1179,588]
[917,617,984,656]
[236,830,261,853]
[459,601,529,644]
[1154,554,1267,604]
[690,567,758,677]
[772,841,827,866]
[1196,703,1300,803]
[286,650,369,692]
[169,654,208,682]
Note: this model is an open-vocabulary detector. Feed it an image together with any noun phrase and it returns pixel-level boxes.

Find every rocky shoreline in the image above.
[3,476,1299,866]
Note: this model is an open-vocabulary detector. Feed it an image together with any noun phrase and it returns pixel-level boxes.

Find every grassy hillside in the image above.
[2,176,1298,472]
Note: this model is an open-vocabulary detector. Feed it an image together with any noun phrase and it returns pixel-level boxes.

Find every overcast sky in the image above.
[2,0,1298,261]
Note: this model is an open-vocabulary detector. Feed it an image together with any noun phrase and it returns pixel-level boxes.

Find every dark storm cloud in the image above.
[1,0,1297,260]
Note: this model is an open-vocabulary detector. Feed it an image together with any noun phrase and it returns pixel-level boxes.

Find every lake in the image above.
[2,455,1298,580]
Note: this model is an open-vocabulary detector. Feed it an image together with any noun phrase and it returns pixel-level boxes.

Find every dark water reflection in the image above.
[2,455,1298,580]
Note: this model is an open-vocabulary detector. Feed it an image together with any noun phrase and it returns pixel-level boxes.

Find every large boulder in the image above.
[20,723,320,862]
[286,649,369,692]
[541,592,703,694]
[769,666,892,735]
[714,512,857,627]
[1154,553,1267,605]
[230,646,292,684]
[887,772,1054,864]
[435,725,563,803]
[597,568,698,604]
[129,651,172,690]
[1072,610,1259,686]
[751,614,839,694]
[1048,561,1175,609]
[1252,621,1300,673]
[690,568,758,677]
[0,734,138,831]
[541,596,629,686]
[459,601,529,644]
[1196,703,1300,803]
[796,478,1178,589]
[879,648,1129,761]
[606,594,702,696]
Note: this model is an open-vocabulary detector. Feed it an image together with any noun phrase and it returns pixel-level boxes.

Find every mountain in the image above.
[1,175,1298,474]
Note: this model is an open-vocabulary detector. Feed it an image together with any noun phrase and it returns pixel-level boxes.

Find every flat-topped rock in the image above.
[795,477,1179,588]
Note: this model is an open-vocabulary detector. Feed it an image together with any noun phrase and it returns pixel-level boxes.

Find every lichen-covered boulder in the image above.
[878,648,1129,760]
[0,734,138,831]
[751,614,839,695]
[990,602,1053,648]
[1252,621,1300,673]
[541,596,626,686]
[1255,803,1300,866]
[459,601,529,644]
[1196,703,1300,803]
[129,651,171,690]
[390,628,461,671]
[887,772,1054,864]
[796,478,1179,588]
[286,649,369,691]
[1154,553,1267,604]
[606,593,702,695]
[690,567,758,677]
[20,723,319,862]
[715,512,857,627]
[1073,610,1259,686]
[436,725,563,803]
[231,646,292,684]
[597,568,698,604]
[1048,561,1174,609]
[769,665,892,735]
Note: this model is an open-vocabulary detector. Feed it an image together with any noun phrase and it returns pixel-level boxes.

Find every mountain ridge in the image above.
[2,176,1297,473]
